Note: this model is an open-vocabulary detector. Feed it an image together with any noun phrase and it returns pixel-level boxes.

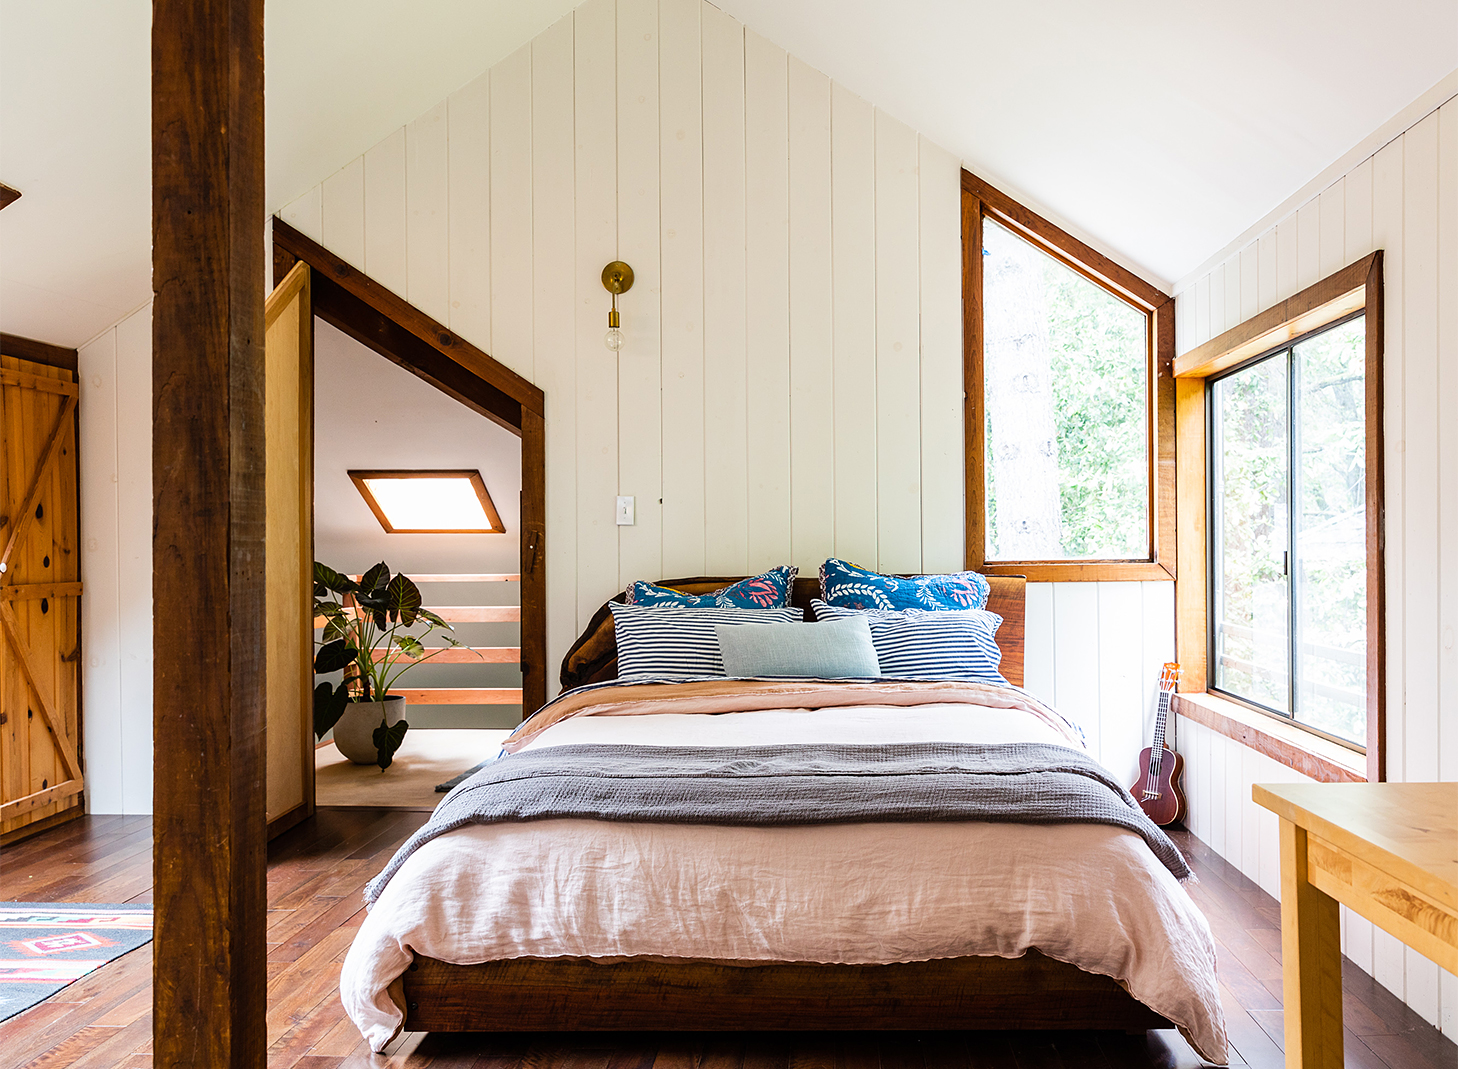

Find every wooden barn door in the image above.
[264,261,316,835]
[0,355,83,841]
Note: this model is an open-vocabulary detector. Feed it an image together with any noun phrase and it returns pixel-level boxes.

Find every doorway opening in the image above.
[269,220,545,826]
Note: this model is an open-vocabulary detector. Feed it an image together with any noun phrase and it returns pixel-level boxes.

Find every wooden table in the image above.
[1252,782,1457,1069]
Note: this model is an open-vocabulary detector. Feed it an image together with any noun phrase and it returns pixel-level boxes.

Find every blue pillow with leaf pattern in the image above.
[818,558,990,612]
[625,565,797,609]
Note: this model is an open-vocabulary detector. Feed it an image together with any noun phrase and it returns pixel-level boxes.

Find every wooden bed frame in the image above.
[400,572,1174,1034]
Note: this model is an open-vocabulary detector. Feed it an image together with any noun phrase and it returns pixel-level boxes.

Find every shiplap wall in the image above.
[277,0,969,684]
[74,0,1171,812]
[76,301,153,815]
[1174,92,1458,1037]
[277,0,1174,771]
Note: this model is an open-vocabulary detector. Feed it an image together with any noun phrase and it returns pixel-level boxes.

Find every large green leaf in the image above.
[360,562,391,594]
[373,718,410,771]
[385,574,422,625]
[312,681,350,739]
[393,634,425,659]
[314,561,357,595]
[314,639,357,674]
[416,608,452,631]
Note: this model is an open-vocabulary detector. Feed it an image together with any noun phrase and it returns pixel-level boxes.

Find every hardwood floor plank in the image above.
[2,814,1453,1069]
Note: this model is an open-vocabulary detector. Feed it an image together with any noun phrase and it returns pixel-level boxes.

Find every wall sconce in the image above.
[602,260,634,351]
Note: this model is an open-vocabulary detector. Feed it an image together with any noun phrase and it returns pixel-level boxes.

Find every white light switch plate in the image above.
[615,496,635,526]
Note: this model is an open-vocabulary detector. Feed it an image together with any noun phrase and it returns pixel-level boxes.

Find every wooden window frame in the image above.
[349,469,507,535]
[962,170,1177,582]
[1173,252,1384,783]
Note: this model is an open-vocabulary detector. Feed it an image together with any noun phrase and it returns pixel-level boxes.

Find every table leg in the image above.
[1279,818,1344,1069]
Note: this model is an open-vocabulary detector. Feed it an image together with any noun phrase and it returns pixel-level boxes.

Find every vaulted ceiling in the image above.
[2,0,1454,348]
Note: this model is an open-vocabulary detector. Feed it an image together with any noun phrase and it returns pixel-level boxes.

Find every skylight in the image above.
[348,470,504,534]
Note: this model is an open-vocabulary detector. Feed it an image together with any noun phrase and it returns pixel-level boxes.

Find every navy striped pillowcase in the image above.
[609,603,804,679]
[811,600,1008,686]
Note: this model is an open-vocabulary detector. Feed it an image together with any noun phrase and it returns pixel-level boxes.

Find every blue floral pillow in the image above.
[625,565,798,609]
[819,558,990,612]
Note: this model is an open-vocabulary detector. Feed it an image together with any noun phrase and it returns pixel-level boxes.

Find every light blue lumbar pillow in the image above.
[715,615,880,679]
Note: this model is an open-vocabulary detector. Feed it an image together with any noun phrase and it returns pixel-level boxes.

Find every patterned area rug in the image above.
[0,903,154,1022]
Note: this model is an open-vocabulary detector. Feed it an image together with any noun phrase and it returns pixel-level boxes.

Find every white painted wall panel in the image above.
[873,111,922,574]
[659,0,707,579]
[1022,582,1055,706]
[363,127,407,297]
[489,45,534,380]
[321,157,365,271]
[1296,201,1320,290]
[700,3,749,575]
[787,57,835,577]
[406,102,450,324]
[279,185,321,242]
[1096,583,1144,787]
[113,306,153,815]
[1050,584,1101,759]
[1438,99,1458,794]
[743,30,791,574]
[77,303,153,814]
[615,0,663,587]
[1177,93,1458,1036]
[572,0,620,622]
[829,84,877,568]
[77,327,122,812]
[531,15,578,680]
[446,73,491,349]
[918,136,964,575]
[1319,179,1345,277]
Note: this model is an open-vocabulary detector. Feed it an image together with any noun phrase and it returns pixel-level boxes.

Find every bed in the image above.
[339,574,1227,1063]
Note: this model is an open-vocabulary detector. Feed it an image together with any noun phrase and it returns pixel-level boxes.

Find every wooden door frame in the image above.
[262,262,317,840]
[271,219,548,718]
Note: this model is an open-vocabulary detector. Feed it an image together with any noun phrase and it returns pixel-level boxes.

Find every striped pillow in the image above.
[609,604,803,679]
[811,600,1008,686]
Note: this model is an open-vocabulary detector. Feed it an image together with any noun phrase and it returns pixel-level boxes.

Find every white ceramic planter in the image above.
[333,695,407,764]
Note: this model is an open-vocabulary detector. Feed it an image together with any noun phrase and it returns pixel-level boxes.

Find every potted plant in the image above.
[312,561,474,769]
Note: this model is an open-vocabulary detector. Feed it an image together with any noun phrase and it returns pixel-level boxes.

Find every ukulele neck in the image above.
[1151,690,1172,753]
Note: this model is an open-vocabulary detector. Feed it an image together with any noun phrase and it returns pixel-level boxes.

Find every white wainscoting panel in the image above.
[1022,581,1175,788]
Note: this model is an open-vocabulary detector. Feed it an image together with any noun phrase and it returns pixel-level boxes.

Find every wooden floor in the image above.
[0,812,1453,1069]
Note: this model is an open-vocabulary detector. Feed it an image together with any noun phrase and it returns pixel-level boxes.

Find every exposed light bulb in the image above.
[604,326,625,352]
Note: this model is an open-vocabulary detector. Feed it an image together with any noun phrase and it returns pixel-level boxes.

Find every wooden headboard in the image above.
[560,573,1027,692]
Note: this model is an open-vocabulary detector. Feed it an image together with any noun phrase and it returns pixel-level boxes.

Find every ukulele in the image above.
[1130,662,1186,827]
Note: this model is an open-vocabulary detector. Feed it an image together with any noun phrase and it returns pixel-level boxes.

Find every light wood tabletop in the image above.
[1253,781,1457,1069]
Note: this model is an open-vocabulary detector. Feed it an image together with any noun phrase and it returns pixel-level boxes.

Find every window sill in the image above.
[976,561,1175,583]
[1174,690,1367,784]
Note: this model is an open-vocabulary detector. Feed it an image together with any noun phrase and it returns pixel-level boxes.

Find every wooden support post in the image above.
[1278,818,1344,1069]
[520,408,547,718]
[152,0,267,1065]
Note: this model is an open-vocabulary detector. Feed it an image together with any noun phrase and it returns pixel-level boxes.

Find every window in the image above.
[963,171,1176,581]
[349,470,505,534]
[1172,250,1383,781]
[1210,316,1367,746]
